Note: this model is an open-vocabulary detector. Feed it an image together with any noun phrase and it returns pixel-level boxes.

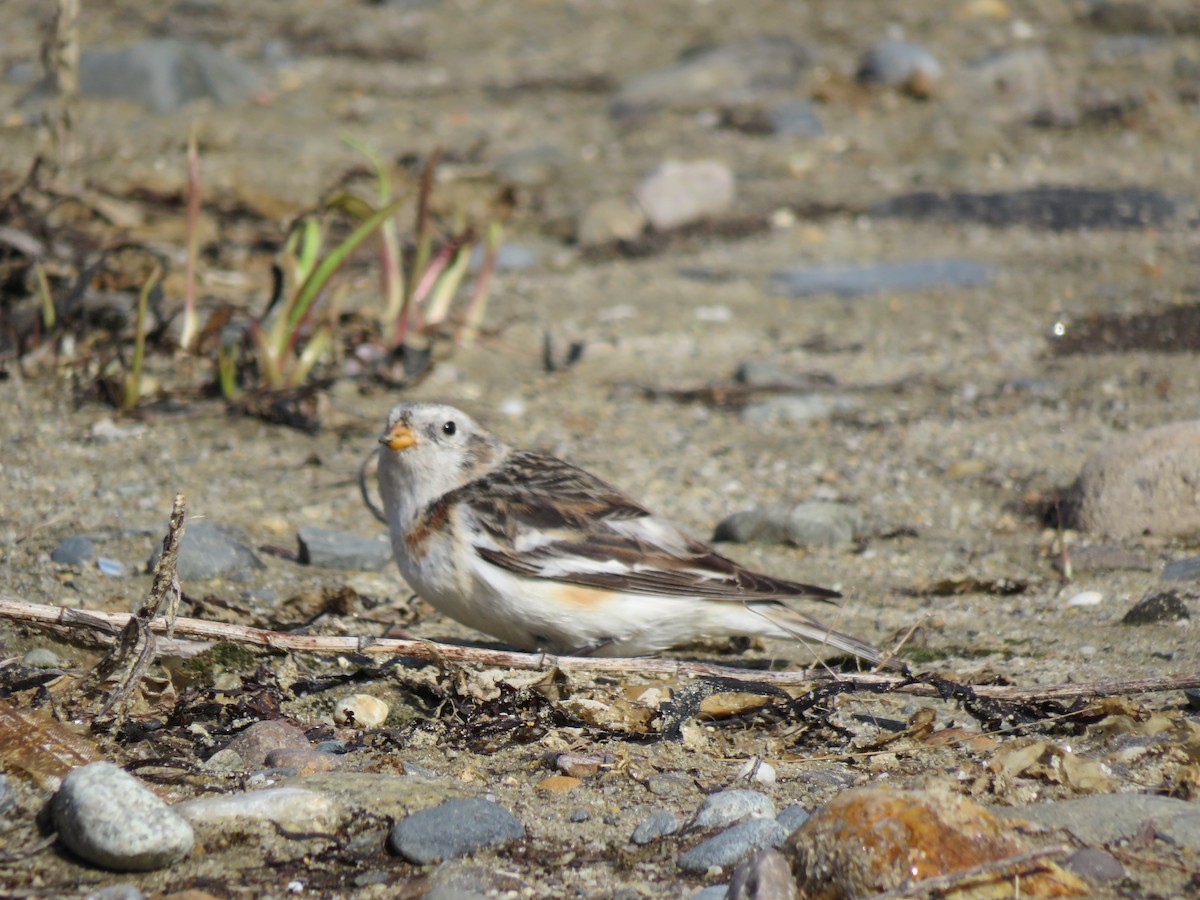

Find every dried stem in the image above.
[43,0,80,182]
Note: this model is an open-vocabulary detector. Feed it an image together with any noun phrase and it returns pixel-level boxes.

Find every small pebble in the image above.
[53,762,194,871]
[857,40,943,94]
[775,804,811,834]
[1066,590,1104,607]
[691,790,776,831]
[1122,590,1191,625]
[175,786,346,835]
[631,810,681,845]
[736,759,776,785]
[84,886,146,900]
[97,557,126,577]
[1064,847,1125,882]
[223,720,310,768]
[263,748,341,775]
[727,848,798,900]
[51,535,95,567]
[678,819,788,873]
[389,798,525,864]
[334,694,390,728]
[569,808,591,823]
[22,647,63,668]
[1162,554,1200,582]
[634,160,736,232]
[297,525,392,571]
[769,258,991,298]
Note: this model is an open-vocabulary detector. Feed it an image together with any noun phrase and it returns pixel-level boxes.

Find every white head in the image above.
[377,402,508,519]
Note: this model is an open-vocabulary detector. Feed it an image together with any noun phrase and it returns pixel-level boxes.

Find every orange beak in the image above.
[380,421,417,451]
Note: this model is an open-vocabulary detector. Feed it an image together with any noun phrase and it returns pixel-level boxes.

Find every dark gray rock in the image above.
[570,808,591,823]
[389,798,525,864]
[690,790,776,831]
[1162,554,1200,581]
[1122,590,1191,625]
[297,525,392,570]
[727,848,799,900]
[53,762,194,871]
[856,40,943,91]
[24,39,260,114]
[775,804,810,834]
[632,810,680,845]
[52,535,95,567]
[151,520,265,581]
[713,502,861,549]
[678,818,788,873]
[769,258,991,298]
[612,37,813,118]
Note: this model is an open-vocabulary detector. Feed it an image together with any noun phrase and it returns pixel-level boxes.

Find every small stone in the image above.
[734,360,827,390]
[768,99,824,136]
[632,810,681,845]
[151,520,265,581]
[1064,421,1200,538]
[569,808,591,823]
[769,258,991,298]
[1066,590,1104,607]
[612,37,813,118]
[775,804,810,834]
[678,819,788,873]
[175,786,347,836]
[333,694,390,728]
[736,759,776,785]
[22,647,63,668]
[84,886,147,900]
[1063,847,1125,882]
[691,887,730,900]
[223,720,310,769]
[713,503,861,549]
[263,748,341,775]
[53,761,194,871]
[634,160,736,232]
[727,848,799,900]
[389,798,525,864]
[536,775,582,792]
[297,525,392,571]
[740,395,856,424]
[857,40,943,95]
[554,753,613,778]
[576,197,647,246]
[51,535,95,567]
[1162,554,1200,582]
[96,557,126,577]
[1122,590,1191,625]
[644,772,695,798]
[691,790,776,831]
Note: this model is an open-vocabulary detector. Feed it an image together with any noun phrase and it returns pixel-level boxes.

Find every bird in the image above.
[375,401,898,668]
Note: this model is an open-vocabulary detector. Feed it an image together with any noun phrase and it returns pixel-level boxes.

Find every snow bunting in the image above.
[377,401,897,667]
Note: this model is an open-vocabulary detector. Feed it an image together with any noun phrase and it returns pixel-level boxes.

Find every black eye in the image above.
[442,421,456,436]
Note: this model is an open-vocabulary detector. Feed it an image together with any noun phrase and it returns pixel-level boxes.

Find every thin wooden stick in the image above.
[2,594,1198,701]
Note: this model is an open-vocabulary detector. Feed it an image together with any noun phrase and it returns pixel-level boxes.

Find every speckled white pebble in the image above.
[736,759,776,785]
[333,694,389,727]
[1067,590,1104,607]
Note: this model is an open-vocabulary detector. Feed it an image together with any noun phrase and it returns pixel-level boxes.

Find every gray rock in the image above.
[740,395,856,424]
[297,525,392,570]
[1121,590,1190,625]
[52,535,95,567]
[714,502,861,549]
[175,786,347,836]
[1008,793,1200,849]
[1064,847,1124,882]
[635,161,736,232]
[22,647,63,668]
[151,520,265,581]
[856,40,943,92]
[727,848,799,900]
[1064,421,1200,538]
[768,100,824,136]
[691,888,730,900]
[775,804,810,834]
[645,772,695,798]
[632,810,681,845]
[612,37,813,117]
[24,39,260,114]
[570,808,591,823]
[1162,554,1200,581]
[577,197,647,246]
[389,798,525,864]
[53,761,194,871]
[768,258,991,298]
[678,818,788,873]
[691,790,776,832]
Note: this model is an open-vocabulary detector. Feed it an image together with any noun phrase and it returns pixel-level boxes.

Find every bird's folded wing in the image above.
[456,451,840,602]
